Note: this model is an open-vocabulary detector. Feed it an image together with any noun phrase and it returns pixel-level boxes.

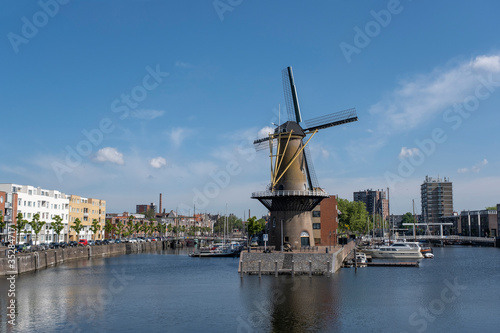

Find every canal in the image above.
[1,246,499,332]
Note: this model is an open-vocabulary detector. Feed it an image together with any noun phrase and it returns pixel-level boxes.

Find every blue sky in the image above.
[1,0,500,217]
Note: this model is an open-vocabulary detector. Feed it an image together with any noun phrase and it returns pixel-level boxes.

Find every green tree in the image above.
[485,206,497,211]
[167,223,172,236]
[145,208,156,220]
[90,219,102,240]
[70,218,85,241]
[29,213,46,245]
[247,216,265,236]
[15,213,27,244]
[104,220,116,239]
[401,212,417,228]
[133,221,141,237]
[50,215,65,242]
[115,220,125,238]
[337,198,369,235]
[126,216,135,237]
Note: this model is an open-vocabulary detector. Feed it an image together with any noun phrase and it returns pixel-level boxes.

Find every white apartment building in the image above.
[0,183,70,244]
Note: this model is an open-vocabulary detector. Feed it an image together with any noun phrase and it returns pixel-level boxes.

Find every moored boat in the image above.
[362,242,423,259]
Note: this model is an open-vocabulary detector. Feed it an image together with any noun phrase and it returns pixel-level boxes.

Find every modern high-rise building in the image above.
[353,189,389,221]
[420,176,453,225]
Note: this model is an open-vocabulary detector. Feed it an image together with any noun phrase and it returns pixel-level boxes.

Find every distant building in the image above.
[421,176,453,225]
[136,203,156,214]
[459,209,497,237]
[439,213,459,235]
[0,191,18,243]
[353,189,389,221]
[311,196,338,246]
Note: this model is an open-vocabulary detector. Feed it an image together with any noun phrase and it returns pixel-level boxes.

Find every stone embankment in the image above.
[238,241,355,276]
[0,241,169,276]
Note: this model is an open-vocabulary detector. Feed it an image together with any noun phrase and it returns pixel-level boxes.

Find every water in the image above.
[1,246,499,333]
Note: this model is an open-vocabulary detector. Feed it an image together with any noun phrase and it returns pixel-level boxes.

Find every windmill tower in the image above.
[252,67,358,249]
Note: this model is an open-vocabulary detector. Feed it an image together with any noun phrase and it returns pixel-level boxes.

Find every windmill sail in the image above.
[303,144,319,190]
[282,67,302,123]
[303,108,358,132]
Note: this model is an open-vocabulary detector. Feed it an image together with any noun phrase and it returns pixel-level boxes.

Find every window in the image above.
[313,223,321,229]
[313,211,320,218]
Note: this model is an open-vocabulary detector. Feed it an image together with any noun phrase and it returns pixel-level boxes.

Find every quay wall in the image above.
[239,241,355,275]
[0,241,167,276]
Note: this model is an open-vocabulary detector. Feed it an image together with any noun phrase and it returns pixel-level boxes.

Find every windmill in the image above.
[252,66,358,249]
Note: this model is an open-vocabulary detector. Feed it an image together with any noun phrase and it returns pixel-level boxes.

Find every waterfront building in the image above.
[353,189,389,221]
[0,191,18,243]
[68,195,106,241]
[439,213,460,235]
[311,195,338,247]
[420,176,453,225]
[0,184,69,244]
[459,209,497,237]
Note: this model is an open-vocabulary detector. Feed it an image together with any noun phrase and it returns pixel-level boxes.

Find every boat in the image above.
[423,252,434,259]
[362,242,424,259]
[189,243,241,257]
[355,252,367,266]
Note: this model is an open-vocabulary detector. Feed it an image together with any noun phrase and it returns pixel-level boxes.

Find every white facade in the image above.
[0,184,70,244]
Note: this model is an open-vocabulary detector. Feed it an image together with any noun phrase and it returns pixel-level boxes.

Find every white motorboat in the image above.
[362,242,423,259]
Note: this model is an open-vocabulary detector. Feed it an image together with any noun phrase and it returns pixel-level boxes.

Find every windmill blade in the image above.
[303,142,319,190]
[303,108,357,132]
[282,66,302,123]
[253,136,275,151]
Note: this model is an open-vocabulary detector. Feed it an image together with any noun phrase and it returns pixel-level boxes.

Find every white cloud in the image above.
[370,53,500,131]
[169,127,190,147]
[457,158,488,174]
[257,126,274,139]
[130,109,165,120]
[399,147,420,159]
[471,55,500,72]
[175,61,192,69]
[150,156,167,168]
[94,147,124,165]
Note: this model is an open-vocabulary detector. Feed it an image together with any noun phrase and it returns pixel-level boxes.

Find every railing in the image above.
[252,190,329,198]
[370,235,495,243]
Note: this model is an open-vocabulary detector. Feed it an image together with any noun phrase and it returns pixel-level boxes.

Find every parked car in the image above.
[78,239,88,246]
[102,239,109,245]
[69,241,78,247]
[114,239,121,244]
[88,240,95,246]
[128,238,138,243]
[59,242,67,248]
[95,240,103,245]
[49,242,59,249]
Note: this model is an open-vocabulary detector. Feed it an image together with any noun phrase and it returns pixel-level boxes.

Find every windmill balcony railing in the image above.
[252,189,329,198]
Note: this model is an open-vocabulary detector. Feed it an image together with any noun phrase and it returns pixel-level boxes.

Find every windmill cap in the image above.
[274,121,305,136]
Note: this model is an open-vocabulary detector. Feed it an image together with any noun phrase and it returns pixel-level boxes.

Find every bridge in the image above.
[370,235,496,245]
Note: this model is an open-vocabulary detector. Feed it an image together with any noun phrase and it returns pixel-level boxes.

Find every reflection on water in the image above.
[0,246,499,332]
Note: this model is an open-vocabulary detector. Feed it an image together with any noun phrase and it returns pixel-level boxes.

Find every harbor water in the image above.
[1,246,499,332]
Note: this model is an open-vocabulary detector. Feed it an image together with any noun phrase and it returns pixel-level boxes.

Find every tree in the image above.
[29,213,46,245]
[104,220,116,239]
[337,198,369,235]
[401,212,417,228]
[126,216,135,237]
[115,220,125,239]
[247,216,265,236]
[50,215,65,242]
[15,213,27,244]
[167,223,172,236]
[70,218,85,241]
[485,206,497,211]
[145,208,156,220]
[90,219,102,240]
